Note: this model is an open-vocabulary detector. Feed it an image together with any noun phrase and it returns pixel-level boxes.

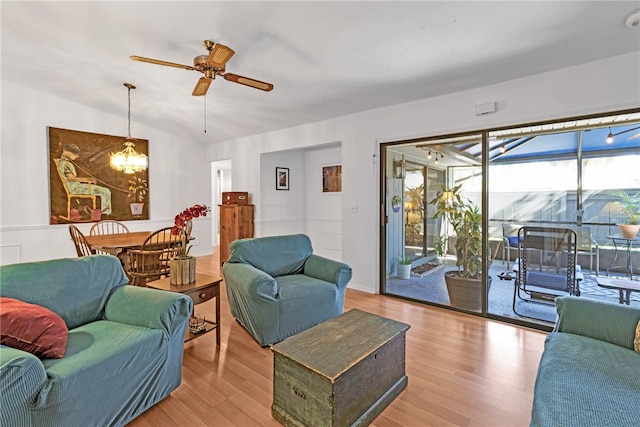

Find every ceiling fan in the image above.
[130,40,274,96]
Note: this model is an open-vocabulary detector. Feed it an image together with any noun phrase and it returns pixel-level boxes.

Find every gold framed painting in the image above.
[48,127,149,224]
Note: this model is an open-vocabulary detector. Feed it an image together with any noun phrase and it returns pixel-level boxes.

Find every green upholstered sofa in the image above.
[222,234,352,346]
[0,255,192,427]
[531,296,640,426]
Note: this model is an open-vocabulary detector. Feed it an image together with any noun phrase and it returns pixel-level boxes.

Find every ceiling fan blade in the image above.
[208,44,235,69]
[130,55,194,70]
[192,77,212,96]
[223,73,273,92]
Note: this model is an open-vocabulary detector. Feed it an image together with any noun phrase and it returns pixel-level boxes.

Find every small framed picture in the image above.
[322,165,342,193]
[276,167,289,190]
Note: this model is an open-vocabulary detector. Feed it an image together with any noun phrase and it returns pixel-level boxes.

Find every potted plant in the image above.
[169,204,210,285]
[397,254,412,279]
[391,194,401,213]
[127,177,148,216]
[429,183,489,311]
[611,190,640,238]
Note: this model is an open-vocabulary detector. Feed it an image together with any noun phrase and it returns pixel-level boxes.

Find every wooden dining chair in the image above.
[90,220,130,236]
[126,227,185,286]
[69,225,96,257]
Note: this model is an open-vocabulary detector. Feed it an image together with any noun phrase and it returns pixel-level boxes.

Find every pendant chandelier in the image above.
[110,83,148,174]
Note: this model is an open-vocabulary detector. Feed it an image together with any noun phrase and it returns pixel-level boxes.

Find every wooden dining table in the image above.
[85,231,155,273]
[85,230,192,273]
[85,231,152,255]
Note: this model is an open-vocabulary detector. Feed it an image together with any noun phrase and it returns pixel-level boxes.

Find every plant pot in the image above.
[170,256,196,285]
[444,271,492,312]
[392,204,401,213]
[617,224,640,239]
[129,202,144,216]
[397,264,412,279]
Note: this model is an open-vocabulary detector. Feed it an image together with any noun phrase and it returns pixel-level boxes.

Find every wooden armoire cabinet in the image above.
[219,204,254,265]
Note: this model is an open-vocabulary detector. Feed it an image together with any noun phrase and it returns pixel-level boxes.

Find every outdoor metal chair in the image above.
[573,226,599,275]
[502,223,523,266]
[512,226,581,320]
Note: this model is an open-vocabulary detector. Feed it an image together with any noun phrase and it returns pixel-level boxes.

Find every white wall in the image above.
[206,52,640,294]
[0,80,213,264]
[258,144,343,260]
[303,143,342,260]
[259,149,306,236]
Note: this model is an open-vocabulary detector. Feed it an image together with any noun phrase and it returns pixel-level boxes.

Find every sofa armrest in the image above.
[303,254,352,289]
[1,345,47,424]
[103,286,192,338]
[222,263,278,301]
[554,296,640,350]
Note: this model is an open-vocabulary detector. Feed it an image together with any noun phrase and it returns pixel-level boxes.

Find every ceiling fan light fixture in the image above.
[131,40,273,97]
[110,83,148,174]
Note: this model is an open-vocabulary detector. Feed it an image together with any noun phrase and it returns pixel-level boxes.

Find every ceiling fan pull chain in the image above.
[203,95,207,133]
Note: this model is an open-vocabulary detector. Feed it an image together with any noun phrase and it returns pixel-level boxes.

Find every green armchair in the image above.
[222,234,352,346]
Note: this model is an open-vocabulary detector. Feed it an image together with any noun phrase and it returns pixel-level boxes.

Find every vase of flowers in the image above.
[169,204,210,285]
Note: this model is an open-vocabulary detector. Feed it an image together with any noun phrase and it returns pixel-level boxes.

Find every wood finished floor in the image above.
[129,251,546,427]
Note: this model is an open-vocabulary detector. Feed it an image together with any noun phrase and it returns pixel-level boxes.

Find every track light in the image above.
[427,150,432,160]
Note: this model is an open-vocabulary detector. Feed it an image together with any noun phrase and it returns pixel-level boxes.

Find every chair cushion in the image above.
[507,236,520,247]
[0,297,68,359]
[531,332,640,426]
[37,320,164,408]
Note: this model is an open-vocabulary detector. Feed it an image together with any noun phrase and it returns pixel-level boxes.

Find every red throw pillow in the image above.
[0,297,68,358]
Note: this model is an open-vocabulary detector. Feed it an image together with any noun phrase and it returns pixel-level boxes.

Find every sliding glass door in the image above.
[381,109,640,330]
[383,135,486,312]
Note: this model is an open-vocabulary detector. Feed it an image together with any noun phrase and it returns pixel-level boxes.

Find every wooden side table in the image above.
[147,273,222,345]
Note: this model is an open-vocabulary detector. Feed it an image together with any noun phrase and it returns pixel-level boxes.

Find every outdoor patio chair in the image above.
[512,226,581,321]
[573,226,599,275]
[502,223,523,266]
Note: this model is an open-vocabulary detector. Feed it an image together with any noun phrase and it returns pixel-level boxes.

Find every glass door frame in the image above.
[380,131,491,316]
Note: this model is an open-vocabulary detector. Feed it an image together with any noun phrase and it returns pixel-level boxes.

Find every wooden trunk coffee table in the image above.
[147,273,222,345]
[272,309,410,427]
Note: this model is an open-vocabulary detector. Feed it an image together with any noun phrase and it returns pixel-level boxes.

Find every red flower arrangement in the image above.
[171,204,210,257]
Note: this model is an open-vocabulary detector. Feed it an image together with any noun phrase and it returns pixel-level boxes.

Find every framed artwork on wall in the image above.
[276,167,290,190]
[322,165,342,193]
[48,127,150,224]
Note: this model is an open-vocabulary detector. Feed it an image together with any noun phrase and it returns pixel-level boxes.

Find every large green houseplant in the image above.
[429,183,488,311]
[611,190,640,238]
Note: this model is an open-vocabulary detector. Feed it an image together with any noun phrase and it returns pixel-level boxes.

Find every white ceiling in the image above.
[2,1,639,145]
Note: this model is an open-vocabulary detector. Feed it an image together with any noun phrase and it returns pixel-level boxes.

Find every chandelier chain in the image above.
[127,85,132,138]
